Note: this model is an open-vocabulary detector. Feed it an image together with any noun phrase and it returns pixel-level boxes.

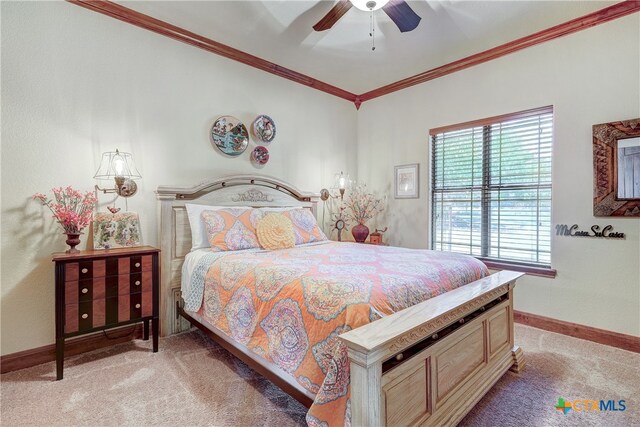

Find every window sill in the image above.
[478,259,557,278]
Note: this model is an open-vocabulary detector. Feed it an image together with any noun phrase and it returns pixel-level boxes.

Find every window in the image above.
[430,106,553,272]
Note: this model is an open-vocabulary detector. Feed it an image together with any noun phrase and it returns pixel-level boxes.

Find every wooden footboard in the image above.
[340,270,524,427]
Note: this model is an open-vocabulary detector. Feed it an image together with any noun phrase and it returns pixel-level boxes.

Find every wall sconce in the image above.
[320,171,351,201]
[94,149,141,198]
[320,171,351,242]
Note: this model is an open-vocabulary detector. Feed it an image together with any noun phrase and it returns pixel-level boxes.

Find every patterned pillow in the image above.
[201,208,260,251]
[256,213,296,250]
[185,203,250,251]
[282,208,327,245]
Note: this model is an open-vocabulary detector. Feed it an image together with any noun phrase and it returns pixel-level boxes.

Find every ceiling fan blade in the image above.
[313,0,353,31]
[382,0,421,32]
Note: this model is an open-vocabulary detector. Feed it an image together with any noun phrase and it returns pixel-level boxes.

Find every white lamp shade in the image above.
[333,172,351,190]
[94,149,141,180]
[350,0,390,11]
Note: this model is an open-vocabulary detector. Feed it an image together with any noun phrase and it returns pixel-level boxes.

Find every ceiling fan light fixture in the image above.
[350,0,390,12]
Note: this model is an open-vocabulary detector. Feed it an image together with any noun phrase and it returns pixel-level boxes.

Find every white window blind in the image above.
[431,106,553,267]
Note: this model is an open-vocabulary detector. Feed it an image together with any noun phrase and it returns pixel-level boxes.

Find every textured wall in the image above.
[2,2,639,357]
[356,14,640,336]
[0,2,357,355]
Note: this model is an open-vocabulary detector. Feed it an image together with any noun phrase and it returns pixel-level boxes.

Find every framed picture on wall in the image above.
[394,163,419,199]
[93,212,141,249]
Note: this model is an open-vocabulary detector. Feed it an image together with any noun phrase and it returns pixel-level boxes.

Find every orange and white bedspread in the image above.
[184,241,488,426]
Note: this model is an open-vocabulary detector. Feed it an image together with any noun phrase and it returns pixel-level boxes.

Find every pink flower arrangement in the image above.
[33,187,97,234]
[344,184,385,225]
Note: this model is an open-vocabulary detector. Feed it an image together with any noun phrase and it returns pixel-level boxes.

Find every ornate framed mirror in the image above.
[593,118,640,216]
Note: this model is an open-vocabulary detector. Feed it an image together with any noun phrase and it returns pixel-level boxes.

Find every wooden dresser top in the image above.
[52,245,159,262]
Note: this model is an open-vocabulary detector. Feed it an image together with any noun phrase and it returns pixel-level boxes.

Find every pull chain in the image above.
[370,10,376,51]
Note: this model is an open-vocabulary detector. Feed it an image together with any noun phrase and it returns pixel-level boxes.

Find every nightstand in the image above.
[52,246,160,380]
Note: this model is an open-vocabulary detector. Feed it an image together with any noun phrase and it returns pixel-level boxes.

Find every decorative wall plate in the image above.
[252,115,276,144]
[211,116,249,156]
[251,146,270,166]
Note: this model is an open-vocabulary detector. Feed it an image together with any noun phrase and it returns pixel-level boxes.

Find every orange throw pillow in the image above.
[256,213,296,250]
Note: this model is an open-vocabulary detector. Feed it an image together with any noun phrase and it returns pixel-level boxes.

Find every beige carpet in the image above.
[1,324,638,426]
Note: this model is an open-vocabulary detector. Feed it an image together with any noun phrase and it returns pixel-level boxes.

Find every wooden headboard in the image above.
[156,175,320,336]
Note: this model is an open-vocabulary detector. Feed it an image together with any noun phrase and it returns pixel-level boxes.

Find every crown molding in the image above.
[67,1,639,109]
[67,0,358,105]
[359,0,640,102]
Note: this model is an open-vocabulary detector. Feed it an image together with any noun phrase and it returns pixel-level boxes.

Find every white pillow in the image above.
[257,206,303,212]
[185,203,250,251]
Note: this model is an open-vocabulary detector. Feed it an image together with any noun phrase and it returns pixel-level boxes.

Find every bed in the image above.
[156,175,524,427]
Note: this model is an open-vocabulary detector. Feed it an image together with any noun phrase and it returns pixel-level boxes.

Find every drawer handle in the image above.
[81,268,88,274]
[135,303,141,309]
[81,288,89,294]
[135,280,141,286]
[81,313,88,319]
[135,262,141,268]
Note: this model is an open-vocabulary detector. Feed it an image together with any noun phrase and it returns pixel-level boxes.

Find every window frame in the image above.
[429,106,557,278]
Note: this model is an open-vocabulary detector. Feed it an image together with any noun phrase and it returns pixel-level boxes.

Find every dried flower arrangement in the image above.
[344,183,385,225]
[33,187,97,234]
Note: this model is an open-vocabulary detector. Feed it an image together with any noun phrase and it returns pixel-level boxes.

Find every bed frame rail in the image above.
[176,304,315,408]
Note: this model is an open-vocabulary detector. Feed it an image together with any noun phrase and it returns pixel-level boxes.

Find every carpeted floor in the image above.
[1,324,638,426]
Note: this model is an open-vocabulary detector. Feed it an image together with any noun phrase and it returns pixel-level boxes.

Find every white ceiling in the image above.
[118,1,618,94]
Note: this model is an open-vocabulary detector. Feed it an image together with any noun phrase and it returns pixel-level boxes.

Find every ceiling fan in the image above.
[313,0,422,33]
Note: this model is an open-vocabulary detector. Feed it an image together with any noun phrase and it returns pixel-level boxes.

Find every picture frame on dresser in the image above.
[52,246,160,380]
[92,211,142,249]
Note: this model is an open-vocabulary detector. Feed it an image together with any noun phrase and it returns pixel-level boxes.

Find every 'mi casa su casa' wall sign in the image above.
[555,224,625,239]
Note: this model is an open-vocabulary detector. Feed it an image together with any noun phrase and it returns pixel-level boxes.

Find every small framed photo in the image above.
[93,212,141,249]
[394,163,419,199]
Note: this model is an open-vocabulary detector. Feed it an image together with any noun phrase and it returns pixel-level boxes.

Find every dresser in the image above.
[52,246,160,380]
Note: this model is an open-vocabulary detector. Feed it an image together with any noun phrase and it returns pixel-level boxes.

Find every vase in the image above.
[351,223,370,243]
[64,232,82,254]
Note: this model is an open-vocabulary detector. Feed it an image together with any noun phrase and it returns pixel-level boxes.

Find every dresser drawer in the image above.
[126,255,153,273]
[65,291,153,334]
[118,291,153,322]
[65,271,152,305]
[64,255,153,281]
[65,277,106,303]
[113,272,152,297]
[65,298,107,334]
[65,260,106,281]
